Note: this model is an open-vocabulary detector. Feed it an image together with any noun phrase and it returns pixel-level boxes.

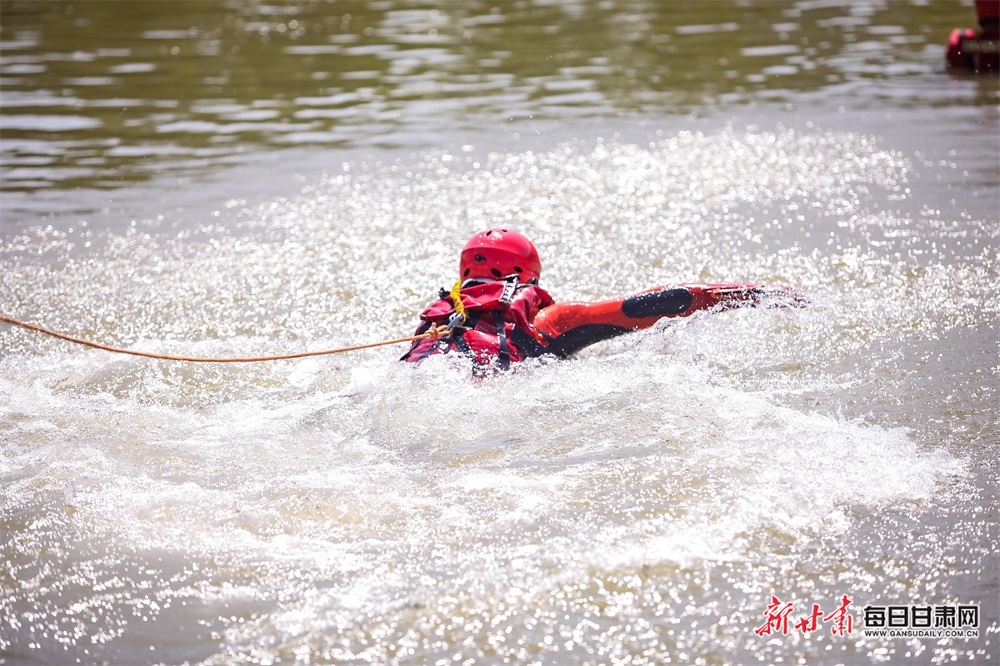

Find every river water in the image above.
[1,1,997,665]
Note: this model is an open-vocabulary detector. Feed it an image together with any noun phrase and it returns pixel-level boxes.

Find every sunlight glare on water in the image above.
[2,120,995,663]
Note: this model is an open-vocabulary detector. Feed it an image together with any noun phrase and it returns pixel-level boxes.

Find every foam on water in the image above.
[1,123,996,664]
[0,352,971,664]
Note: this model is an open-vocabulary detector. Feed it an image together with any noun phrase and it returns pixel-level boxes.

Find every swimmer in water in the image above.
[401,228,807,370]
[946,0,999,73]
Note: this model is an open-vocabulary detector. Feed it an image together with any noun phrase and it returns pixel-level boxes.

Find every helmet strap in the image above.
[499,275,519,306]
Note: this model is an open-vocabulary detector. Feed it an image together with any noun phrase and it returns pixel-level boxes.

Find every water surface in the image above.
[1,1,998,665]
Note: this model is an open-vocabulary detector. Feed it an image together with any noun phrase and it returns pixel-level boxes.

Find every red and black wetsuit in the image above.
[401,279,803,369]
[946,24,999,73]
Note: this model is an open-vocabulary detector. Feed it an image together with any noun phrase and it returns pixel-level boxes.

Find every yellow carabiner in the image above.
[449,280,468,327]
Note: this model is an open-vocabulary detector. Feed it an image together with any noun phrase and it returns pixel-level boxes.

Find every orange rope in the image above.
[0,314,447,363]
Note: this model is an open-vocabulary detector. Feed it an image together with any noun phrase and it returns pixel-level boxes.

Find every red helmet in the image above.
[459,228,542,283]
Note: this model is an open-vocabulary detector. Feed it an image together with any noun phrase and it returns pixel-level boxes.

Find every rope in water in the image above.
[0,314,448,363]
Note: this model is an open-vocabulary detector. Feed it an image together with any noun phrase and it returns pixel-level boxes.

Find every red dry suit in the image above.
[401,278,804,369]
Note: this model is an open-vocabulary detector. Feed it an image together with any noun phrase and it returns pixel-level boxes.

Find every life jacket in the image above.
[401,278,555,369]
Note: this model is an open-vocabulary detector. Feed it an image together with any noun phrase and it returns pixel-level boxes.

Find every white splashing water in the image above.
[1,122,995,664]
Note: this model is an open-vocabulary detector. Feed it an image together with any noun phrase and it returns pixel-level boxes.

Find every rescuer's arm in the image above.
[533,283,806,357]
